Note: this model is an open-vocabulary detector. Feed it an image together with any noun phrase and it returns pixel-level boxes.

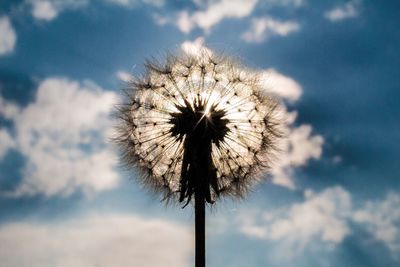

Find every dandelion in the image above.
[115,50,282,267]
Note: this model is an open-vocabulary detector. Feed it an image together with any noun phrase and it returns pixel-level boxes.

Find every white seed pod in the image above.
[115,50,282,205]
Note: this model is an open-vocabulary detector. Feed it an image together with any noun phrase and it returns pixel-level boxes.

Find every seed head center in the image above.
[169,97,229,146]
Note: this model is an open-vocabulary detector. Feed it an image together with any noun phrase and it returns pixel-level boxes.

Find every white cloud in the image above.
[142,0,164,7]
[0,129,14,159]
[265,0,305,7]
[241,16,300,43]
[116,70,132,82]
[235,188,400,260]
[176,10,193,33]
[30,0,58,21]
[0,95,20,120]
[27,0,89,21]
[282,125,324,167]
[353,192,400,255]
[105,0,164,8]
[259,68,322,189]
[174,0,258,33]
[239,186,352,252]
[332,155,342,164]
[152,13,169,25]
[27,0,163,21]
[0,16,17,56]
[0,213,191,267]
[260,68,302,102]
[106,0,134,7]
[180,37,213,57]
[324,0,361,22]
[167,0,305,33]
[0,96,18,157]
[0,77,120,197]
[272,117,324,189]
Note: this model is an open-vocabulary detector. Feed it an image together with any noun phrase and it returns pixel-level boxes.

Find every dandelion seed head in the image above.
[116,50,282,205]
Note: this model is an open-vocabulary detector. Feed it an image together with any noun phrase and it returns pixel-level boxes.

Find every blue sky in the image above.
[0,0,399,266]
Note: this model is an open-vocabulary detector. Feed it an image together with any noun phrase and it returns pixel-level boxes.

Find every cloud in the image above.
[241,16,300,43]
[264,0,305,7]
[30,0,58,20]
[259,67,323,189]
[152,13,169,25]
[155,0,306,33]
[105,0,135,7]
[260,68,302,102]
[116,70,132,82]
[0,16,17,56]
[272,123,324,189]
[174,0,258,33]
[0,95,19,157]
[26,0,164,21]
[176,11,193,33]
[281,125,324,167]
[0,77,120,197]
[0,213,191,267]
[235,187,400,260]
[143,0,165,7]
[353,192,400,256]
[0,129,14,160]
[239,186,352,253]
[105,0,164,8]
[324,0,361,22]
[0,95,20,119]
[180,37,213,57]
[27,0,89,21]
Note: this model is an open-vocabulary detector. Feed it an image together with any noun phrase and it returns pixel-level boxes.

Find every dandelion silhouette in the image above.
[115,50,282,267]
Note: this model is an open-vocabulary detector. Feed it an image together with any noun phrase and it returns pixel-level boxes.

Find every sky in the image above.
[0,0,399,266]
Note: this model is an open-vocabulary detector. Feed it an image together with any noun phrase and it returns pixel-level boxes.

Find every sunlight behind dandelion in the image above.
[116,50,282,204]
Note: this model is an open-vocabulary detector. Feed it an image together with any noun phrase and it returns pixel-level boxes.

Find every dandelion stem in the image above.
[116,51,282,267]
[195,188,205,267]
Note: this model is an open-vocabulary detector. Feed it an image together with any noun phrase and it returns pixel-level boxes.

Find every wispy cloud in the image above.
[0,213,191,267]
[25,0,164,21]
[116,70,132,82]
[0,129,15,159]
[105,0,136,7]
[261,0,305,8]
[0,16,17,56]
[0,93,19,119]
[30,0,58,21]
[105,0,164,8]
[173,0,258,33]
[241,16,300,43]
[353,192,400,256]
[324,0,361,22]
[27,0,89,21]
